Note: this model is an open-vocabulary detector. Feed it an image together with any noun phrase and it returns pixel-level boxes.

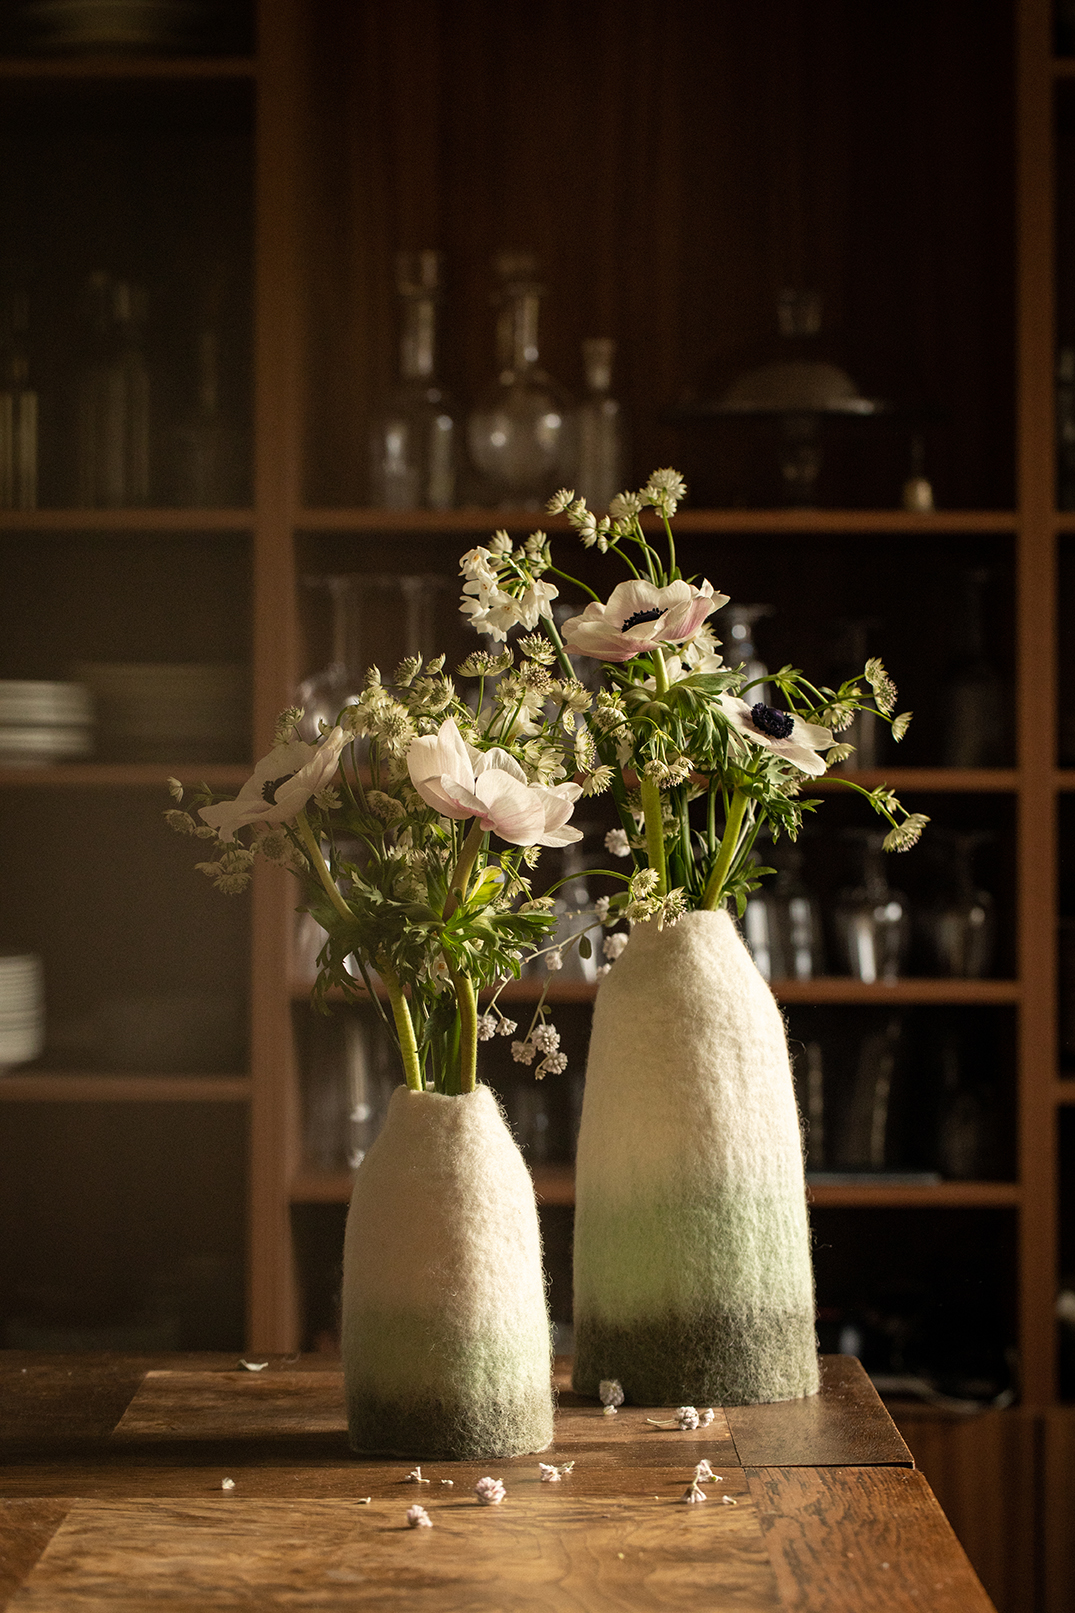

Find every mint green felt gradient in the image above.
[572,1186,814,1322]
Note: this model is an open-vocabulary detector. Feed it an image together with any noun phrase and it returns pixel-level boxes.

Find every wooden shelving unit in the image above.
[0,0,1069,1468]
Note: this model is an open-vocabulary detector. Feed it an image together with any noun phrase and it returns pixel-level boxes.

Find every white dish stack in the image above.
[0,681,93,763]
[75,662,248,763]
[0,953,45,1071]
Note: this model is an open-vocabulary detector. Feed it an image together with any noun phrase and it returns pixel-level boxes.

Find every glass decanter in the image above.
[831,830,910,983]
[827,619,883,770]
[915,829,996,978]
[297,572,451,742]
[742,842,825,981]
[368,249,456,509]
[574,337,625,508]
[174,322,245,507]
[466,253,576,507]
[723,602,772,704]
[940,567,1012,767]
[0,282,37,510]
[76,272,150,507]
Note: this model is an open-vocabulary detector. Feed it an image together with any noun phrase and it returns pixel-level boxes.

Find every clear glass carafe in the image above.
[76,272,151,507]
[742,843,825,981]
[723,602,772,704]
[940,567,1011,767]
[368,250,456,509]
[574,337,625,509]
[297,572,452,741]
[466,254,576,507]
[0,284,37,510]
[832,831,910,983]
[174,325,244,507]
[916,829,996,978]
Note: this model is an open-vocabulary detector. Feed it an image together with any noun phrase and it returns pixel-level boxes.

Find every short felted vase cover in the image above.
[572,909,819,1407]
[342,1083,555,1459]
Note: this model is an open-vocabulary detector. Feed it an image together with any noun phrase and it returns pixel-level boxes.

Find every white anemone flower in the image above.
[407,716,582,846]
[718,696,833,777]
[561,578,727,663]
[198,727,348,842]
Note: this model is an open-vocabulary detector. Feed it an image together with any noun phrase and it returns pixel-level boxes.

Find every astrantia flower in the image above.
[198,727,348,842]
[475,1477,505,1505]
[604,827,630,857]
[406,717,582,846]
[718,696,833,778]
[561,578,727,663]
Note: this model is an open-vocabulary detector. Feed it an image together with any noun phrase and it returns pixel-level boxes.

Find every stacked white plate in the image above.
[0,680,93,764]
[75,663,248,763]
[0,952,44,1070]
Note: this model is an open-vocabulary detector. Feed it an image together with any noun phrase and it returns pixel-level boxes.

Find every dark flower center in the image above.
[262,772,296,804]
[751,703,795,740]
[620,607,665,633]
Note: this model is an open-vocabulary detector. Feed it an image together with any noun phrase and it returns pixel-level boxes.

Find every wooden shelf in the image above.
[0,1073,252,1101]
[774,978,1020,1005]
[289,1165,1021,1211]
[0,509,253,532]
[0,763,250,788]
[295,507,1019,535]
[813,769,1019,793]
[807,1180,1022,1208]
[294,976,1018,1008]
[0,57,257,80]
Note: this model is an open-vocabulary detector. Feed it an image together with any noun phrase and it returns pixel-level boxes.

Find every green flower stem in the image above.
[661,511,678,579]
[295,811,354,927]
[444,818,486,920]
[651,645,670,695]
[378,957,424,1092]
[701,788,751,911]
[541,612,580,688]
[444,958,479,1093]
[639,772,668,899]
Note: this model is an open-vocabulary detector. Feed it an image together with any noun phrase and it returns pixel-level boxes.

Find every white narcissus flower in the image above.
[718,696,833,777]
[406,716,582,846]
[198,727,348,842]
[561,578,727,663]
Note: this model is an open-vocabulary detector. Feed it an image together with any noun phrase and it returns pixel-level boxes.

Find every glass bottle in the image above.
[466,253,576,507]
[574,337,624,508]
[940,567,1011,767]
[174,326,244,507]
[76,272,151,507]
[828,619,882,770]
[742,843,825,981]
[368,250,456,509]
[916,829,996,978]
[1058,347,1075,510]
[723,603,771,704]
[832,831,910,983]
[0,286,37,510]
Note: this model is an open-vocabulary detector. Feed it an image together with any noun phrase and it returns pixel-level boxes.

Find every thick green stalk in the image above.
[378,958,424,1092]
[701,788,751,911]
[294,811,354,927]
[443,818,485,920]
[444,959,479,1093]
[650,643,670,695]
[639,772,668,898]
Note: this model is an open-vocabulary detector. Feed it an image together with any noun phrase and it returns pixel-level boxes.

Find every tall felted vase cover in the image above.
[572,909,819,1407]
[342,1083,555,1459]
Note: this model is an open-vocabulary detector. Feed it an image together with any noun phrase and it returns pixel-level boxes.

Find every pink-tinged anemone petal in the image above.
[469,744,528,784]
[199,727,347,842]
[560,577,727,663]
[531,782,584,845]
[407,717,477,815]
[470,769,550,844]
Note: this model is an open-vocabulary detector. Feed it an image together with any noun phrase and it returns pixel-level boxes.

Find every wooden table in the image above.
[0,1352,996,1611]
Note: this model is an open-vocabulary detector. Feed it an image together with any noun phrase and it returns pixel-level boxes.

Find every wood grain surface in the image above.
[7,1478,781,1613]
[724,1356,912,1468]
[747,1466,995,1613]
[0,1356,996,1612]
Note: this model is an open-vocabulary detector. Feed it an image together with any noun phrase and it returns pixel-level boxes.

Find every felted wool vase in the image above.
[342,1083,555,1459]
[572,908,819,1407]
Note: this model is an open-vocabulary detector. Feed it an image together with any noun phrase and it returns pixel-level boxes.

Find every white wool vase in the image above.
[342,1083,555,1459]
[572,908,819,1407]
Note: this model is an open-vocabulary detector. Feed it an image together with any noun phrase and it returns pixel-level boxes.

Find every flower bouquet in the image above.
[457,468,925,1407]
[168,636,603,1457]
